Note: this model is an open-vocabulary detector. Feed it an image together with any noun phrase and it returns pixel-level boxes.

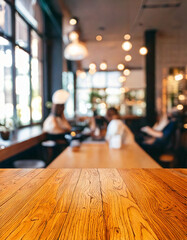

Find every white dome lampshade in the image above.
[64,41,88,61]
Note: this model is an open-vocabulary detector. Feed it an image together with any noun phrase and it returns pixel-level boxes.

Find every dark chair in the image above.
[158,127,181,168]
[41,133,70,165]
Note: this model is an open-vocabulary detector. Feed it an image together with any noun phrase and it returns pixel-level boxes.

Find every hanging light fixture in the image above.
[69,17,78,26]
[89,63,96,70]
[176,104,183,110]
[96,35,102,41]
[117,63,125,71]
[69,31,79,42]
[178,94,185,101]
[100,62,107,70]
[122,41,132,51]
[123,69,131,76]
[64,42,88,61]
[125,55,132,62]
[139,46,148,55]
[124,34,131,40]
[64,30,88,61]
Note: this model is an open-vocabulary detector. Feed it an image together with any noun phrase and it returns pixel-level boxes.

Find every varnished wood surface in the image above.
[48,142,161,168]
[0,168,186,239]
[0,126,46,162]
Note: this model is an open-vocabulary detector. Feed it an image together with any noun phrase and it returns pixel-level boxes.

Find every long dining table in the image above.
[48,141,161,168]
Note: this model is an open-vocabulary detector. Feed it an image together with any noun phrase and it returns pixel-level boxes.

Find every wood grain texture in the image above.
[0,168,186,240]
[118,169,187,240]
[48,142,161,168]
[59,169,106,239]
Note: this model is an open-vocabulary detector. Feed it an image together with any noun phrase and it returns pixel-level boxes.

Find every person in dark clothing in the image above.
[140,120,177,160]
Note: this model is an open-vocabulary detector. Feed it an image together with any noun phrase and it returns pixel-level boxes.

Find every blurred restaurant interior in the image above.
[0,0,186,168]
[0,0,187,239]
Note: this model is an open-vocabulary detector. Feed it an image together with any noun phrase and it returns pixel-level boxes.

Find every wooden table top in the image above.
[48,142,161,168]
[0,168,186,239]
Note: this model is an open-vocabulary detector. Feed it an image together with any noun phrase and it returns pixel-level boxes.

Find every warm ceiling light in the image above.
[119,76,126,83]
[125,55,132,62]
[96,35,102,41]
[175,74,183,81]
[100,62,107,70]
[64,42,88,61]
[120,87,126,94]
[89,63,96,70]
[139,46,148,55]
[124,34,131,40]
[122,41,132,51]
[69,18,77,26]
[184,123,187,129]
[89,68,96,74]
[178,94,185,101]
[123,69,131,76]
[69,31,79,42]
[117,64,125,71]
[177,104,183,110]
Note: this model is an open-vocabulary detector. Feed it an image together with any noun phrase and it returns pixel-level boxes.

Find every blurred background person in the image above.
[43,89,71,134]
[105,107,135,147]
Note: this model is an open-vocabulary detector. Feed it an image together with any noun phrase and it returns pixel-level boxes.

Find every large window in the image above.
[75,71,146,117]
[0,37,13,126]
[0,0,11,36]
[0,0,43,128]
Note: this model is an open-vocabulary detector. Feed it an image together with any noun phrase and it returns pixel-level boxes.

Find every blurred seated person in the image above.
[43,89,71,135]
[105,107,135,145]
[140,113,174,144]
[90,110,108,140]
[106,107,120,122]
[139,114,177,159]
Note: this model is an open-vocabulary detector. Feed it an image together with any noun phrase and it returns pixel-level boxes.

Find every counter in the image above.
[0,168,186,239]
[0,126,46,162]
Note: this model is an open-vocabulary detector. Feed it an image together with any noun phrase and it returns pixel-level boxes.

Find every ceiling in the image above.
[56,0,187,70]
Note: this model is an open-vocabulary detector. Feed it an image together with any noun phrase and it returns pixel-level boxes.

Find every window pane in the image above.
[31,58,43,123]
[76,89,92,116]
[0,37,13,126]
[0,0,12,36]
[62,72,74,119]
[16,13,29,49]
[107,71,121,87]
[31,30,42,60]
[77,73,92,88]
[15,46,30,126]
[92,72,106,88]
